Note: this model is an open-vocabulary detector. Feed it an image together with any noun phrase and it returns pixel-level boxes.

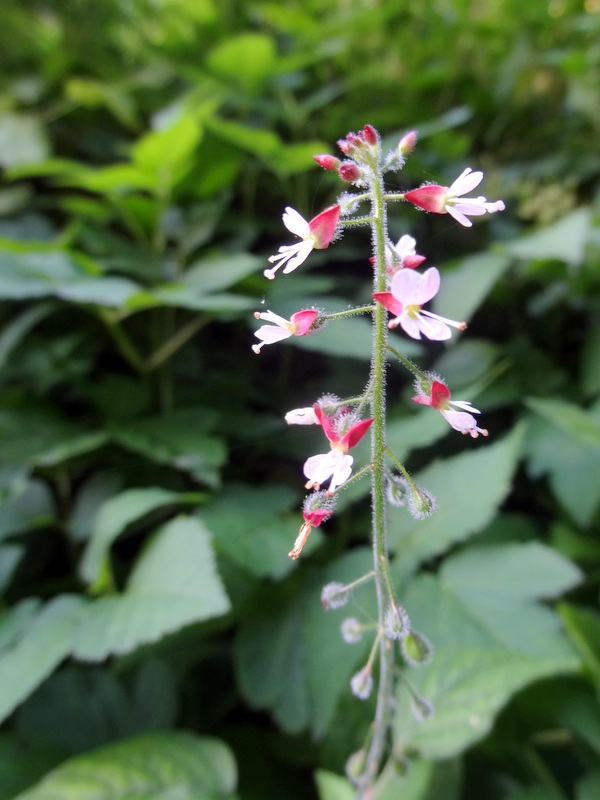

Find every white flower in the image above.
[264,205,340,279]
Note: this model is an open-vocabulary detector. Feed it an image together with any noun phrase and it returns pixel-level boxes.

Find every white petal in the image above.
[256,310,289,327]
[282,239,314,274]
[450,399,481,414]
[329,452,353,492]
[282,207,311,238]
[304,451,337,484]
[394,234,416,258]
[253,325,292,345]
[453,200,487,216]
[416,314,452,341]
[441,408,478,433]
[449,168,483,197]
[413,267,441,305]
[399,314,422,340]
[445,205,473,227]
[391,267,422,305]
[285,407,319,425]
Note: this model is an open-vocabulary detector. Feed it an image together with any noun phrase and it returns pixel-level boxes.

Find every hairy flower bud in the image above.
[400,630,434,667]
[386,473,410,506]
[398,130,418,157]
[321,581,350,610]
[407,487,438,520]
[384,603,411,640]
[313,153,341,171]
[338,161,362,183]
[410,693,435,723]
[350,666,373,700]
[341,617,364,644]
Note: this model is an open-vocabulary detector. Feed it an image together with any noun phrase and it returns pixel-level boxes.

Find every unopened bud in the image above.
[401,630,434,667]
[341,617,364,644]
[408,487,438,520]
[345,749,368,785]
[313,153,341,171]
[338,161,362,183]
[362,124,379,146]
[321,581,350,610]
[399,130,418,157]
[386,473,410,506]
[384,603,411,640]
[350,666,373,700]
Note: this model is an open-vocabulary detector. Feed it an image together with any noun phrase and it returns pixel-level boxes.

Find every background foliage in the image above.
[0,0,600,797]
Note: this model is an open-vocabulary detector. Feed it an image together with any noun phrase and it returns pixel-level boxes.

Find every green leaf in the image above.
[0,302,57,368]
[235,549,374,736]
[559,604,600,688]
[200,484,310,579]
[315,770,355,800]
[506,208,591,266]
[0,596,85,725]
[432,252,512,322]
[388,425,524,577]
[73,517,230,660]
[131,116,203,190]
[80,487,205,586]
[208,118,281,157]
[111,408,227,488]
[0,113,50,169]
[207,33,278,92]
[526,396,600,450]
[524,403,600,526]
[577,771,600,800]
[12,731,237,800]
[182,252,263,294]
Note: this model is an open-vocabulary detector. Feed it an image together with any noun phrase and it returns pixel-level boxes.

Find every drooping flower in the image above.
[289,490,335,560]
[404,167,505,227]
[412,378,488,438]
[252,308,318,354]
[265,205,340,280]
[303,405,373,494]
[373,267,466,340]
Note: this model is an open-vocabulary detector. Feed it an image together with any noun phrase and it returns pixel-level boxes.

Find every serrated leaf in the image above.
[73,517,230,660]
[388,425,524,577]
[399,647,576,760]
[0,596,85,725]
[80,487,205,585]
[12,731,237,800]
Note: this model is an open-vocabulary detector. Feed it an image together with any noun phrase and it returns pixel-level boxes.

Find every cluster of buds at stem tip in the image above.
[252,308,320,354]
[404,167,505,227]
[412,374,488,438]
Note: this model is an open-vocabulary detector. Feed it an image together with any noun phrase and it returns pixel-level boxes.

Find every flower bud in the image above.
[362,124,379,146]
[407,487,438,520]
[386,473,410,506]
[400,630,434,667]
[384,603,411,640]
[313,153,341,171]
[341,617,363,644]
[345,749,368,786]
[350,666,373,700]
[338,161,362,183]
[321,581,350,610]
[398,130,418,157]
[302,490,335,527]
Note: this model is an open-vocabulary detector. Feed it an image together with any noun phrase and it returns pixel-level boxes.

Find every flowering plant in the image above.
[254,124,504,796]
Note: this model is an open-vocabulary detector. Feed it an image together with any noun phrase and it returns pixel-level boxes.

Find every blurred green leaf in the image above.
[559,604,600,689]
[80,487,206,586]
[315,770,355,800]
[0,596,85,725]
[0,113,50,169]
[206,33,278,92]
[506,208,591,266]
[12,731,237,800]
[73,517,230,660]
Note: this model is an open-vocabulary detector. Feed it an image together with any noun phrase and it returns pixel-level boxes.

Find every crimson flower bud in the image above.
[338,161,361,182]
[313,153,341,171]
[398,130,418,157]
[362,124,379,145]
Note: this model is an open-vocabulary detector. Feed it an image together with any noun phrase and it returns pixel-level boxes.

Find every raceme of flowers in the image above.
[254,125,504,560]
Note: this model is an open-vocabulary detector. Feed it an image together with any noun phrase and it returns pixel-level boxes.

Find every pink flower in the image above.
[252,308,318,354]
[265,205,340,280]
[373,267,466,341]
[387,234,426,272]
[303,405,373,494]
[412,378,488,438]
[404,167,505,228]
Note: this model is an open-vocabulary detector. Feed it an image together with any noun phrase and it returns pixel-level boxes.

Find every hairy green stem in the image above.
[356,160,396,798]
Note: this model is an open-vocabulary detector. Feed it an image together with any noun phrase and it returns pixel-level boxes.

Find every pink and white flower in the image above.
[303,405,373,494]
[373,267,465,341]
[252,308,318,354]
[404,167,505,227]
[265,205,340,280]
[412,378,488,438]
[387,234,426,272]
